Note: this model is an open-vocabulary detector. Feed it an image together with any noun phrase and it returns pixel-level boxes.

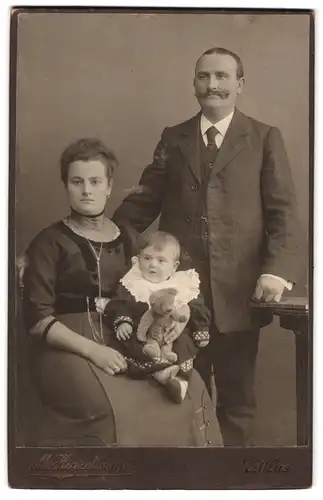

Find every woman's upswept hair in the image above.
[60,138,118,185]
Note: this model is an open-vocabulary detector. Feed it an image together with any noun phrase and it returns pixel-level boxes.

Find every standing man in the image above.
[113,47,300,446]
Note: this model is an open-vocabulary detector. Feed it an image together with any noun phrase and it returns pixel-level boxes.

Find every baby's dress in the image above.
[105,260,211,379]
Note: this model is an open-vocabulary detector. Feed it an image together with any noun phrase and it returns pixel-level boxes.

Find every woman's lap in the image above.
[29,312,223,446]
[32,347,113,419]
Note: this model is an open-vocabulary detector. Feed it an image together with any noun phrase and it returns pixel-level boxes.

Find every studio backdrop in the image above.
[14,12,310,446]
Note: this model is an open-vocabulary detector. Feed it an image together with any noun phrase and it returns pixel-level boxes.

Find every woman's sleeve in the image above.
[23,229,60,332]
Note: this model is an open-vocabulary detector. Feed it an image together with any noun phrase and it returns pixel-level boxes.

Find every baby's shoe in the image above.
[165,377,188,404]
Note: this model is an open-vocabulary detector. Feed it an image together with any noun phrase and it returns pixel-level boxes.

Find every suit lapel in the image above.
[178,113,202,184]
[177,109,250,183]
[211,108,249,177]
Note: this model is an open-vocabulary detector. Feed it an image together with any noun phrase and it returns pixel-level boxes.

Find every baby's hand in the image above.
[116,323,133,340]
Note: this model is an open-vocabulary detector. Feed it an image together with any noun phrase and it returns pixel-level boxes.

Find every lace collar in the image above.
[120,258,200,305]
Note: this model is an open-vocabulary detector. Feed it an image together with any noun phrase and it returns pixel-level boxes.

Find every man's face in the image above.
[194,53,244,114]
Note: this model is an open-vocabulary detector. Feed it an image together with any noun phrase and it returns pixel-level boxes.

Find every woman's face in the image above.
[66,159,112,216]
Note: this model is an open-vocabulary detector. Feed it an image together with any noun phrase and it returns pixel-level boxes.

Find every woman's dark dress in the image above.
[23,221,223,447]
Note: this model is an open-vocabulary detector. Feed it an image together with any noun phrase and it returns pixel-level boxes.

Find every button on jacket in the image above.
[114,109,300,333]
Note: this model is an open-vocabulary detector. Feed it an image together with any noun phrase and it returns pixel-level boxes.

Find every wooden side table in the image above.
[251,297,310,446]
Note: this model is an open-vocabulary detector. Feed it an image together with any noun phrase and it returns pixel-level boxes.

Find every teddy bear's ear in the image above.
[149,289,159,304]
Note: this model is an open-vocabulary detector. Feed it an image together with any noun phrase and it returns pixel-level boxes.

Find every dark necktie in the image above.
[206,126,219,152]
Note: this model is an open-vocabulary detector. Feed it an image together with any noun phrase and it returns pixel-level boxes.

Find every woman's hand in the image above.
[88,344,127,376]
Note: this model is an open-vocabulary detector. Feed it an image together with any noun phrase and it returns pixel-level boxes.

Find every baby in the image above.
[105,231,210,403]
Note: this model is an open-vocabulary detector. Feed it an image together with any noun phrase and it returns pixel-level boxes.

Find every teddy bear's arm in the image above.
[137,309,155,342]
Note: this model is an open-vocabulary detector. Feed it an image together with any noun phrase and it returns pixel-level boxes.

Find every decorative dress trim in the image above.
[42,318,58,341]
[113,316,133,332]
[191,330,210,346]
[180,359,194,372]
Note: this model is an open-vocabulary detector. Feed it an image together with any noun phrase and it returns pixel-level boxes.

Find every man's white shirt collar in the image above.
[200,110,234,146]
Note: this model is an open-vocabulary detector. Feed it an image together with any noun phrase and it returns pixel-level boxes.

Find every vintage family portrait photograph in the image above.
[8,7,313,489]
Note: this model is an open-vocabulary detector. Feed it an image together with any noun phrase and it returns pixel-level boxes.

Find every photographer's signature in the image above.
[29,453,136,479]
[243,457,290,474]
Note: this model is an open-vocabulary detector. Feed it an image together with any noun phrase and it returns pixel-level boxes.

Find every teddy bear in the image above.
[137,287,190,366]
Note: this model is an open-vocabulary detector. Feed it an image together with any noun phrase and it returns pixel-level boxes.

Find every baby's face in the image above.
[138,245,179,283]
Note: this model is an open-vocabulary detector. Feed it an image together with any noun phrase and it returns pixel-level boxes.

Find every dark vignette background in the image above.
[14,12,310,446]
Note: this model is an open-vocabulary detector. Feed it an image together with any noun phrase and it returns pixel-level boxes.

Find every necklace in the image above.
[70,207,105,219]
[87,239,103,264]
[86,239,105,344]
[63,217,106,344]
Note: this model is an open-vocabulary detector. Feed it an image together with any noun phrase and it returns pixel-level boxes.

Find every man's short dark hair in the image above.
[60,138,118,186]
[196,47,244,79]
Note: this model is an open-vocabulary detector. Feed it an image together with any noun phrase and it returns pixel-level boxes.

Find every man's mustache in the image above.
[195,90,230,99]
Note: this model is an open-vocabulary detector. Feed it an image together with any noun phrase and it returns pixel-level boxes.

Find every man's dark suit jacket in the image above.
[114,108,300,333]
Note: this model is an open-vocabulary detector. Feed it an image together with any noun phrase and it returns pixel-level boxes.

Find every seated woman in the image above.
[22,137,223,447]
